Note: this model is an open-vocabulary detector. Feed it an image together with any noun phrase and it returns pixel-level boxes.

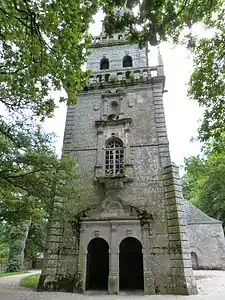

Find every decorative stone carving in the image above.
[81,197,153,222]
[126,229,132,236]
[94,230,100,237]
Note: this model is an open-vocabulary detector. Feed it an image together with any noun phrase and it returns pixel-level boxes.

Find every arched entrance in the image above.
[119,237,144,291]
[191,252,199,270]
[85,238,109,290]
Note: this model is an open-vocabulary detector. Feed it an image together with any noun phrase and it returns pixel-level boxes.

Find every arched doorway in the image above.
[191,252,199,270]
[119,237,144,291]
[86,238,109,290]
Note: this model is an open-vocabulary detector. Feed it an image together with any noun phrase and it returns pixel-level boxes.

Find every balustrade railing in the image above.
[92,32,129,45]
[88,66,161,86]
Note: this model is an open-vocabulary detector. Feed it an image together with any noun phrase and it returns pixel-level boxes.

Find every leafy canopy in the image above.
[0,119,78,223]
[188,5,225,145]
[102,0,222,46]
[182,150,225,227]
[0,0,99,118]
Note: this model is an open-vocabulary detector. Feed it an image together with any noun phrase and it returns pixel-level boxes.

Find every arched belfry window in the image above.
[123,55,132,67]
[100,57,109,70]
[105,138,124,176]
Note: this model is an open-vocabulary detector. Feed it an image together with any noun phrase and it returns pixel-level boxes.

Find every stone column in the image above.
[142,224,155,294]
[163,163,197,295]
[108,222,119,294]
[78,224,86,293]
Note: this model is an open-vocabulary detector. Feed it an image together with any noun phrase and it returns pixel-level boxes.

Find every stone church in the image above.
[39,22,225,295]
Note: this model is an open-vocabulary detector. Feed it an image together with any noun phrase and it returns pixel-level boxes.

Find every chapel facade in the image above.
[38,26,202,294]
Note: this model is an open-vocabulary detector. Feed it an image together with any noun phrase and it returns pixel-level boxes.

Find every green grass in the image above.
[0,271,28,277]
[20,274,40,289]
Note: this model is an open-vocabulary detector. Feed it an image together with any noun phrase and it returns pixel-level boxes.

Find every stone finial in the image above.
[157,46,164,76]
[158,46,164,66]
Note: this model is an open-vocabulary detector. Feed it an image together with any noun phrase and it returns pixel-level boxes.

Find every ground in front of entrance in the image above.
[0,270,225,300]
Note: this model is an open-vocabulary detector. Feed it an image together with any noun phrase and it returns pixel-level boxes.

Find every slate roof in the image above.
[184,199,222,224]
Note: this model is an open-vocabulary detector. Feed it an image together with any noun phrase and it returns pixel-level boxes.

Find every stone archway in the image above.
[85,238,109,290]
[119,237,144,291]
[191,252,199,270]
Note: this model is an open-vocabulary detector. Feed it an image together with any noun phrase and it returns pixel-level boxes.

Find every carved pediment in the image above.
[82,198,153,221]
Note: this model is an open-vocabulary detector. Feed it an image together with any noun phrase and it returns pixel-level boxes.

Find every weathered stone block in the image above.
[168,225,187,234]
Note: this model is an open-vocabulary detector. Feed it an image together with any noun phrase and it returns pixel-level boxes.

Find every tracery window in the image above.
[105,138,124,176]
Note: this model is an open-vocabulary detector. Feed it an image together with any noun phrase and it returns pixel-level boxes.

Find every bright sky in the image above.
[43,12,203,168]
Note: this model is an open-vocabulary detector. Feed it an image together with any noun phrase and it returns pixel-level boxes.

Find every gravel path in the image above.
[1,270,225,300]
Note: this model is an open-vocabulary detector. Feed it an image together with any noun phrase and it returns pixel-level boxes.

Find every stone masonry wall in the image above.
[163,164,197,294]
[87,44,148,72]
[188,223,225,270]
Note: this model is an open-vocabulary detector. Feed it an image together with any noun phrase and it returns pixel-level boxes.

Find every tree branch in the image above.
[176,0,188,17]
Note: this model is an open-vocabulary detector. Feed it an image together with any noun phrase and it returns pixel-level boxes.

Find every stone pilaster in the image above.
[152,84,171,166]
[142,224,155,295]
[108,222,119,294]
[63,106,76,151]
[163,164,197,295]
[78,224,85,293]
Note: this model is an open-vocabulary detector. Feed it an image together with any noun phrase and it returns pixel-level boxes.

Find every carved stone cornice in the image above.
[95,118,132,128]
[101,89,126,98]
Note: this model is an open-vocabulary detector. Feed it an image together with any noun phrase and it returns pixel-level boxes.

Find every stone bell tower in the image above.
[40,16,198,295]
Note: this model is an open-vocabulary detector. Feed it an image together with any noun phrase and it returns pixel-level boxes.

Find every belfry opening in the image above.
[119,237,144,291]
[85,238,109,290]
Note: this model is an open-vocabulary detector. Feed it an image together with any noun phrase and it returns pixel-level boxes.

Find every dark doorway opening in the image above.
[191,252,199,270]
[119,237,144,291]
[123,55,133,67]
[85,238,109,290]
[100,58,109,70]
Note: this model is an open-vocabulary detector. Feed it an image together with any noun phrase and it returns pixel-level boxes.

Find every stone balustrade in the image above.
[88,66,161,86]
[92,32,129,46]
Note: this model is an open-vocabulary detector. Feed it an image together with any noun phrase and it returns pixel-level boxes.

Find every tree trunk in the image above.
[6,220,31,272]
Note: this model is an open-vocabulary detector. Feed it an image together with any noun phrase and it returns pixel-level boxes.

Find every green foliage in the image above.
[182,150,225,227]
[24,221,47,263]
[0,119,77,223]
[0,116,81,270]
[110,75,118,83]
[0,0,100,118]
[102,0,222,46]
[20,274,40,289]
[188,8,225,144]
[1,0,224,147]
[129,71,135,82]
[6,221,31,272]
[0,222,10,259]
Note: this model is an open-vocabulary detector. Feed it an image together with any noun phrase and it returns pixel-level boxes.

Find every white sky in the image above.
[43,12,203,169]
